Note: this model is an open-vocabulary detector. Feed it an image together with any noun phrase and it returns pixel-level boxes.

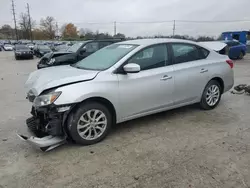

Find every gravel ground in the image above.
[0,51,250,188]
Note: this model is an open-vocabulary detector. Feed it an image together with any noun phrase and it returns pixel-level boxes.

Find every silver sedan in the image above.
[22,39,234,150]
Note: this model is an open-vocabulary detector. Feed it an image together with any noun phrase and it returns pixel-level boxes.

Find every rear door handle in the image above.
[160,75,172,81]
[200,68,208,73]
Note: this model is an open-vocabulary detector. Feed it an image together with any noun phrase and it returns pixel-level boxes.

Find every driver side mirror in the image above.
[123,63,140,73]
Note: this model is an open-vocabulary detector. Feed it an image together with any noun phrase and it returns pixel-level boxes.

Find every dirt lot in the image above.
[0,51,250,188]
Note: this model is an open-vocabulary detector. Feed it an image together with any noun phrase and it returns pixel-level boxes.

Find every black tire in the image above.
[15,56,19,60]
[238,51,244,59]
[200,80,222,110]
[67,102,112,145]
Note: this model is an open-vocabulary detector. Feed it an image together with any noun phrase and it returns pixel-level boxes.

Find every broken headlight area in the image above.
[27,104,72,138]
[33,92,61,107]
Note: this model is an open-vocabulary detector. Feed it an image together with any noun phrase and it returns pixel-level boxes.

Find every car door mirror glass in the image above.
[123,63,140,73]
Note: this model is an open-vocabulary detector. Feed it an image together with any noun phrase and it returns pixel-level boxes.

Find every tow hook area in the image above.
[17,134,66,152]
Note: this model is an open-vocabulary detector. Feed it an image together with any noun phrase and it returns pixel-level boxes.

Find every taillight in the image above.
[226,59,234,68]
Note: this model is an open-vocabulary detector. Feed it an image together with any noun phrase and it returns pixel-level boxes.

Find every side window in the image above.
[84,42,99,53]
[128,44,168,71]
[171,43,201,64]
[99,42,112,49]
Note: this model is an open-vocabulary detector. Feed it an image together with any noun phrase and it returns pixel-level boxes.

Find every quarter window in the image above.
[199,47,210,58]
[171,44,202,64]
[128,44,169,71]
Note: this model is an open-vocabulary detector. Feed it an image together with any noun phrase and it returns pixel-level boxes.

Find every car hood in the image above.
[53,51,72,55]
[16,49,31,52]
[25,65,99,96]
[54,53,77,62]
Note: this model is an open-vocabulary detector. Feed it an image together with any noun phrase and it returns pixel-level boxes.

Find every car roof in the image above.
[117,38,198,46]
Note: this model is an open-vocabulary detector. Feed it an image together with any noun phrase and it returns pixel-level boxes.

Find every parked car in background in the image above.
[14,44,33,60]
[33,45,53,58]
[0,42,3,49]
[27,43,35,50]
[20,39,234,151]
[37,39,123,69]
[54,44,69,52]
[224,40,247,59]
[3,44,13,51]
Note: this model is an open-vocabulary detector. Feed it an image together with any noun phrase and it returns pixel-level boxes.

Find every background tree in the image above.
[114,33,126,39]
[196,36,215,42]
[40,16,56,39]
[19,13,35,39]
[32,28,46,40]
[62,23,78,39]
[0,25,13,39]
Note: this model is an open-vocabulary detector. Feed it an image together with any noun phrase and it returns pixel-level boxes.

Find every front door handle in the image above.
[160,75,172,81]
[200,68,208,73]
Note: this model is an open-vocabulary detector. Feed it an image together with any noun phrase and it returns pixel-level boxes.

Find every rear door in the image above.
[170,43,210,105]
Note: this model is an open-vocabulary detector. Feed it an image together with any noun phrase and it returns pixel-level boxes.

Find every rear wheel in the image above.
[67,102,112,145]
[200,80,222,110]
[238,51,244,59]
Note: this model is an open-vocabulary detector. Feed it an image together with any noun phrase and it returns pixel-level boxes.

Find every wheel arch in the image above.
[69,96,117,125]
[210,77,224,93]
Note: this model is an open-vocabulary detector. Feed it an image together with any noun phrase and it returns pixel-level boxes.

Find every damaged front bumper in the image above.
[17,134,66,152]
[18,104,73,151]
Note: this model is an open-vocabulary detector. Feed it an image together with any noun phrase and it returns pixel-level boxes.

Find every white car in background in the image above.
[3,44,13,51]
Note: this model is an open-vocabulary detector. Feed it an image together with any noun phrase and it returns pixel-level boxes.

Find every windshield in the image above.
[15,45,29,50]
[39,45,51,50]
[67,42,85,52]
[74,44,138,70]
[5,44,12,47]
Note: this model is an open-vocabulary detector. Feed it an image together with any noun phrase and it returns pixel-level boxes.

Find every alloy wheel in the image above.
[77,109,107,141]
[206,85,220,106]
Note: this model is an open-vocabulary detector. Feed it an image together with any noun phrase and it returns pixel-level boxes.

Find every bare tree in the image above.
[40,16,56,39]
[0,25,13,39]
[19,13,35,39]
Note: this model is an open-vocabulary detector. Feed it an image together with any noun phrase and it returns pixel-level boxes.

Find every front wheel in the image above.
[67,102,112,145]
[200,80,222,110]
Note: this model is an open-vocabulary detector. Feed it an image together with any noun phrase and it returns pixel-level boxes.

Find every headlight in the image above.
[48,58,55,64]
[33,92,61,107]
[16,52,21,54]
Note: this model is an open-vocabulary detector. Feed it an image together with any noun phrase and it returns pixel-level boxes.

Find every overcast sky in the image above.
[1,0,250,37]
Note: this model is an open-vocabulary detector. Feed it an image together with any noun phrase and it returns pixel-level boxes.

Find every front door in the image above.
[117,44,174,121]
